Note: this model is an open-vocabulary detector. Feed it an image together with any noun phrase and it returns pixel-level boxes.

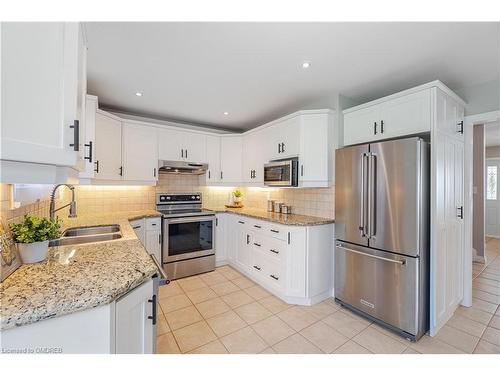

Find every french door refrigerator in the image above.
[335,137,429,341]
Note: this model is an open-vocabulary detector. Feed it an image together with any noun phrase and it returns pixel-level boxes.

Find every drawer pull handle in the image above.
[253,242,261,247]
[151,223,157,226]
[238,221,245,224]
[253,225,261,229]
[253,265,261,271]
[270,229,279,233]
[132,225,141,229]
[147,294,157,325]
[270,274,279,281]
[270,249,279,254]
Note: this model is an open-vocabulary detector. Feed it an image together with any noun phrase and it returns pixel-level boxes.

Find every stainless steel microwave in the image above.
[264,158,299,187]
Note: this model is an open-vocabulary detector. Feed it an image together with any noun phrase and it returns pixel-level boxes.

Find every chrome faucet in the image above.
[49,184,77,220]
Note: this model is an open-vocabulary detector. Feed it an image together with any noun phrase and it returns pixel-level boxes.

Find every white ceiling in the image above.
[85,22,500,131]
[485,121,500,147]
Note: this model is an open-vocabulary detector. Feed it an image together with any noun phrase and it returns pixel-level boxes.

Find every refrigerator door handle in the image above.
[359,153,368,237]
[368,152,377,238]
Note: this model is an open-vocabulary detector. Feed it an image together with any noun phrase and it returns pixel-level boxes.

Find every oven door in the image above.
[264,159,297,187]
[162,216,215,263]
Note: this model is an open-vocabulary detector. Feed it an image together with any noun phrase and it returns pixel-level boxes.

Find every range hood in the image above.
[158,160,208,175]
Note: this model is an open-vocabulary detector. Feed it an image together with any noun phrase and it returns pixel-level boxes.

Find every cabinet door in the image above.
[1,22,81,167]
[242,132,261,183]
[430,131,465,335]
[130,219,145,244]
[299,113,332,187]
[226,216,238,262]
[94,112,122,180]
[115,279,155,354]
[205,135,221,183]
[158,128,184,161]
[220,136,242,183]
[435,89,465,140]
[80,95,97,179]
[268,117,300,160]
[215,214,226,263]
[236,219,251,271]
[378,89,431,140]
[184,133,206,163]
[343,105,379,146]
[285,229,307,298]
[122,123,158,181]
[145,230,161,262]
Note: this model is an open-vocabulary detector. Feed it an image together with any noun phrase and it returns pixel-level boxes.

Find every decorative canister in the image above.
[267,200,275,212]
[274,202,283,213]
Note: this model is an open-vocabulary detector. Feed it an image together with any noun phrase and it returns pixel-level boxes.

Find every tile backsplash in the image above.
[0,174,335,226]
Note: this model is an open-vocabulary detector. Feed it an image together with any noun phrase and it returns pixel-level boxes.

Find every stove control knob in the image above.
[196,195,200,200]
[191,196,195,199]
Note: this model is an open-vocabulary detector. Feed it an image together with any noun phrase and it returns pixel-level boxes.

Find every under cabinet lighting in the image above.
[223,112,229,116]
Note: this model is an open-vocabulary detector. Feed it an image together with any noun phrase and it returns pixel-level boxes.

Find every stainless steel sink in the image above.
[62,225,120,237]
[49,225,122,247]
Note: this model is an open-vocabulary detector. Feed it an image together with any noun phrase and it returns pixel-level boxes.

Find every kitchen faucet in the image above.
[49,184,77,220]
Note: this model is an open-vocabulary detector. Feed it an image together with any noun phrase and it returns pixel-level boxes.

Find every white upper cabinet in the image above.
[122,123,158,182]
[220,136,243,183]
[242,130,267,184]
[205,135,221,183]
[0,22,86,168]
[268,117,301,160]
[79,95,98,179]
[158,128,206,163]
[94,112,123,180]
[344,88,431,146]
[298,112,333,187]
[435,88,465,140]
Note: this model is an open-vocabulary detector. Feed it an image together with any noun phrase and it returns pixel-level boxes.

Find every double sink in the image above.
[49,225,122,247]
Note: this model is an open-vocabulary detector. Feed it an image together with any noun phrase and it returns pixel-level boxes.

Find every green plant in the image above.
[9,215,61,244]
[232,189,242,198]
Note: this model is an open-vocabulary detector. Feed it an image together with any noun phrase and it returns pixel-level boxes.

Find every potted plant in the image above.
[9,215,61,264]
[232,189,243,204]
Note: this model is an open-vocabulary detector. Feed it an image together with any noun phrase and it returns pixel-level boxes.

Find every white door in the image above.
[215,214,226,263]
[299,113,331,187]
[122,123,158,181]
[343,105,380,146]
[158,128,184,161]
[145,230,161,261]
[242,131,265,183]
[205,135,221,183]
[184,133,206,163]
[130,219,145,244]
[486,159,500,237]
[115,279,155,354]
[268,117,300,160]
[236,220,251,271]
[79,95,98,179]
[1,22,81,167]
[94,112,122,180]
[430,130,465,335]
[377,89,431,140]
[220,136,242,183]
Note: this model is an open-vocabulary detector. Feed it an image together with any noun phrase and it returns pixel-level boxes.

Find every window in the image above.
[487,166,498,200]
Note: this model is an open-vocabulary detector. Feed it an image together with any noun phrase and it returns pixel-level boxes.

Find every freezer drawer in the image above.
[334,241,420,336]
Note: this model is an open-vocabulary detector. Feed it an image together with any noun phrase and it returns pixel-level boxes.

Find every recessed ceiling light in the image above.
[135,92,143,97]
[301,61,311,69]
[223,112,229,116]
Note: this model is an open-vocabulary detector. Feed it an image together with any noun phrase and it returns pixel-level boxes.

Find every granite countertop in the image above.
[0,210,162,331]
[204,206,334,226]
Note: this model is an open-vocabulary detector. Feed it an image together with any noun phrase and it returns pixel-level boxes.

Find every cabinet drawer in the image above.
[261,255,283,291]
[267,224,287,241]
[263,237,285,261]
[145,217,161,231]
[248,218,265,232]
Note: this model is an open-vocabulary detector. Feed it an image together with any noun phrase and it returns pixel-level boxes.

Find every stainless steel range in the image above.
[156,193,215,280]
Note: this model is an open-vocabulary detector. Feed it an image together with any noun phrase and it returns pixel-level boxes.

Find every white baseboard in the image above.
[486,234,500,239]
[215,260,228,267]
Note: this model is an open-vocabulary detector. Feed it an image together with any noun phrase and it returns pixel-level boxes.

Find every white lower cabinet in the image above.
[115,279,155,354]
[215,214,226,265]
[1,279,157,354]
[224,214,333,305]
[131,218,161,262]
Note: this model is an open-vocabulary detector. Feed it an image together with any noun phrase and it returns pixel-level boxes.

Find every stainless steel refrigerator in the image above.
[335,137,429,341]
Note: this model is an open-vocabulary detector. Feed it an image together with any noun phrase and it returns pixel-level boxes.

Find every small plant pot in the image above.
[17,240,49,264]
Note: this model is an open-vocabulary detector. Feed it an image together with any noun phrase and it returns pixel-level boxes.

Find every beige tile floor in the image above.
[156,239,500,354]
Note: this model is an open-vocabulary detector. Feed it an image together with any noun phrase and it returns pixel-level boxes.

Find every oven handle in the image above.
[165,216,215,224]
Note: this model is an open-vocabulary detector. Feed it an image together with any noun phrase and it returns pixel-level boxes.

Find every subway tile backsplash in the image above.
[0,174,335,226]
